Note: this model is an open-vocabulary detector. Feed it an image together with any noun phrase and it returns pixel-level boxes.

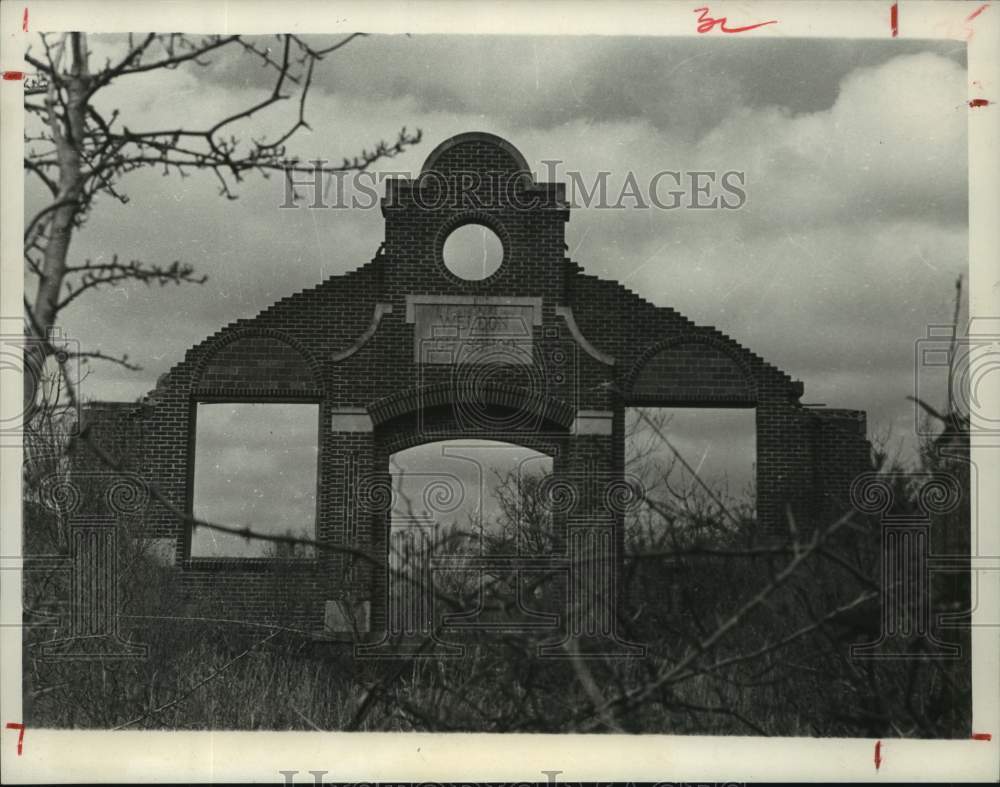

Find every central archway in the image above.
[384,438,559,638]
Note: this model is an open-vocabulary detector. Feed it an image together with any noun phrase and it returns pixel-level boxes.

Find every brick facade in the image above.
[76,132,871,639]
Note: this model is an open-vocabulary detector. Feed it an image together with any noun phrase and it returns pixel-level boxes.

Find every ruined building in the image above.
[69,133,870,648]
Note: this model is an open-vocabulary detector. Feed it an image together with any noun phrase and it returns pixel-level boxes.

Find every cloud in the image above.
[191,402,318,556]
[190,35,964,141]
[35,37,966,475]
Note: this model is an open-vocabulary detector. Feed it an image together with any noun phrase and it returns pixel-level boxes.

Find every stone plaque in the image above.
[405,295,543,364]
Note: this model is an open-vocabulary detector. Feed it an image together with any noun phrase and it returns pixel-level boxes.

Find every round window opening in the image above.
[442,223,504,281]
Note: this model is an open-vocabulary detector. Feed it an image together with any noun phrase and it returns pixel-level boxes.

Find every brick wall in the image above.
[808,407,872,526]
[75,132,870,639]
[194,335,320,395]
[630,338,755,404]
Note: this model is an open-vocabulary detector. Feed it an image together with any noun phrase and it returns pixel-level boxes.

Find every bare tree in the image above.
[23,32,420,412]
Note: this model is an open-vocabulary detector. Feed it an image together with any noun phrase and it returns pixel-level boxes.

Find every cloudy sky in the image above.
[27,34,968,541]
[191,402,320,557]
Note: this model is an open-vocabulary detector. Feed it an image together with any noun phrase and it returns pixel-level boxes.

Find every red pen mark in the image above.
[967,4,989,22]
[2,71,25,81]
[694,7,778,34]
[22,7,28,32]
[5,722,24,755]
[874,740,882,771]
[962,3,990,39]
[972,732,993,740]
[969,98,991,108]
[890,3,898,37]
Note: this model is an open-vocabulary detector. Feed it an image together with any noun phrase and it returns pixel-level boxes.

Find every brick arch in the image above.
[191,327,322,395]
[624,332,759,405]
[367,381,576,431]
[420,131,532,177]
[379,429,562,460]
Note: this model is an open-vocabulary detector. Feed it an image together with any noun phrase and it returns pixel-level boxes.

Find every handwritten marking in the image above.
[693,6,777,34]
[5,722,24,755]
[22,7,27,32]
[962,3,990,39]
[972,732,992,741]
[2,71,25,81]
[874,739,882,771]
[969,99,991,108]
[890,3,898,37]
[967,4,989,22]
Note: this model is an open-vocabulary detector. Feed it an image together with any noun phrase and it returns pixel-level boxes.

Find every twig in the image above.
[112,628,281,730]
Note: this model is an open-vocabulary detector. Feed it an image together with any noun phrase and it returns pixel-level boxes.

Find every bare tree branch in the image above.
[23,31,422,413]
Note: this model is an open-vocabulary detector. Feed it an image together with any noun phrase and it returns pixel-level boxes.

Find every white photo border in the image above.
[1,1,997,782]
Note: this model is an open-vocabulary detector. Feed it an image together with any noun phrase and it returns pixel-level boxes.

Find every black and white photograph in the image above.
[2,0,998,782]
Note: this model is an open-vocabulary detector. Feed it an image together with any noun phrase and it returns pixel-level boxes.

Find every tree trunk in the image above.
[25,33,89,418]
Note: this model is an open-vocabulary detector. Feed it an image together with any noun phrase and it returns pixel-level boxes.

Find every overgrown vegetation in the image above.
[22,394,971,736]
